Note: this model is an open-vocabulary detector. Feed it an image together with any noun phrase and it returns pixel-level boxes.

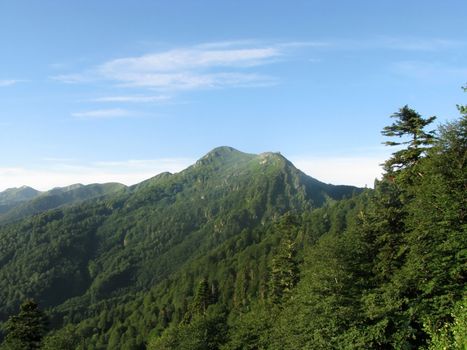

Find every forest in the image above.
[0,92,465,349]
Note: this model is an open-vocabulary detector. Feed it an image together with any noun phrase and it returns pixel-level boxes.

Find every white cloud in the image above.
[290,155,386,188]
[51,37,463,91]
[91,95,171,103]
[72,108,132,119]
[0,79,23,87]
[96,46,280,90]
[106,72,276,90]
[99,47,280,73]
[0,158,194,191]
[51,73,90,84]
[52,42,287,91]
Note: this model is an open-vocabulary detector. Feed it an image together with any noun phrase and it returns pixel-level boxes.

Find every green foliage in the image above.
[41,324,83,350]
[0,183,125,225]
[382,105,436,173]
[269,214,300,304]
[424,296,467,350]
[149,305,228,350]
[0,95,463,349]
[1,300,48,350]
[240,101,463,349]
[191,277,211,316]
[457,85,467,117]
[223,303,276,350]
[0,147,358,349]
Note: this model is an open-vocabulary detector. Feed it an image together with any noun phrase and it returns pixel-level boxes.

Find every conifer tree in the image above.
[184,277,212,323]
[382,105,436,174]
[1,299,48,350]
[192,277,211,315]
[269,214,300,304]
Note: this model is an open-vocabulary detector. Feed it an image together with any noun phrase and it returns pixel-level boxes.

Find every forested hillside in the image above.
[0,147,358,349]
[0,183,126,225]
[216,107,466,350]
[0,98,465,349]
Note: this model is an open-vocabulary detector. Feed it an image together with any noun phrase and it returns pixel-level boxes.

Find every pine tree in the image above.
[269,214,300,304]
[1,299,48,350]
[192,277,211,315]
[382,105,436,174]
[183,277,212,323]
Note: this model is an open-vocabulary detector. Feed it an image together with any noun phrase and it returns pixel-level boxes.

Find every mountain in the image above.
[2,106,464,349]
[0,146,361,348]
[0,186,41,214]
[0,182,127,225]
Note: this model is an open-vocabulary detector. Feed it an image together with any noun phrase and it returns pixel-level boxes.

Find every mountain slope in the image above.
[0,147,361,347]
[0,186,41,215]
[0,182,126,224]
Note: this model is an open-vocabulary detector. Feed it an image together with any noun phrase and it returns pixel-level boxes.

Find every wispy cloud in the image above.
[0,158,194,191]
[52,41,291,91]
[96,45,280,90]
[52,73,91,84]
[72,108,132,119]
[100,47,280,72]
[91,95,171,103]
[51,37,463,90]
[101,72,276,90]
[0,79,24,87]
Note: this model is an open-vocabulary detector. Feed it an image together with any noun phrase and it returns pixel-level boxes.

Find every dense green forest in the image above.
[0,93,465,349]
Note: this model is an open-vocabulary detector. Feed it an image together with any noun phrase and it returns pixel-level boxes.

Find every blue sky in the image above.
[1,0,466,190]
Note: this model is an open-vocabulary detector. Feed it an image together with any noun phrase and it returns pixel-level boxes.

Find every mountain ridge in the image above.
[0,148,361,225]
[0,182,127,225]
[0,146,354,201]
[0,146,363,348]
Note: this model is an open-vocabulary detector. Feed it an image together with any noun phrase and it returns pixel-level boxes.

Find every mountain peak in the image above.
[2,185,38,193]
[204,146,243,158]
[195,146,254,167]
[0,186,41,205]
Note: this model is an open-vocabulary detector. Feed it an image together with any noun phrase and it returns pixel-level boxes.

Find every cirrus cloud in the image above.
[52,42,286,90]
[90,95,171,103]
[71,108,132,119]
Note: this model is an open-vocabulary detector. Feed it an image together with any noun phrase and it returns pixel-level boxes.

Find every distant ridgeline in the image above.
[0,183,126,225]
[0,104,465,349]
